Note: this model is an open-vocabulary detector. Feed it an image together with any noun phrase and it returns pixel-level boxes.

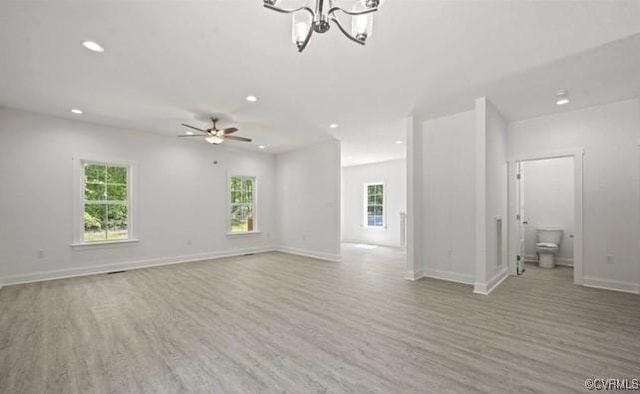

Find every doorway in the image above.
[509,149,584,285]
[340,159,407,272]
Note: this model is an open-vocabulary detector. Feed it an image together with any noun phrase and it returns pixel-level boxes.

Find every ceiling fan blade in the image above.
[181,124,208,133]
[221,127,238,135]
[224,135,252,142]
[177,135,205,137]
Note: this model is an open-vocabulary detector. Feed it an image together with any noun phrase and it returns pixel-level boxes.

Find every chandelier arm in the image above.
[329,16,365,46]
[263,4,315,16]
[327,6,378,17]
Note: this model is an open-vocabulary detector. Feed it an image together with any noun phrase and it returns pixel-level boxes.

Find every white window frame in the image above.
[72,155,138,246]
[363,182,386,230]
[227,174,259,236]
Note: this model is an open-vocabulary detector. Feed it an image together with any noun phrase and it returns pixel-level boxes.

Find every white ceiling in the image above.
[416,32,640,124]
[2,1,640,167]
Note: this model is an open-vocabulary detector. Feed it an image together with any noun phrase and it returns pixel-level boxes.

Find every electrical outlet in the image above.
[606,255,614,265]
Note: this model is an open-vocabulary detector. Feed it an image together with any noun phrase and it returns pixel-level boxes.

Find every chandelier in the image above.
[263,0,383,52]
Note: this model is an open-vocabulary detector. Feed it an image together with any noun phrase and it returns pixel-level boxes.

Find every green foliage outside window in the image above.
[366,184,384,227]
[83,163,128,242]
[230,176,254,232]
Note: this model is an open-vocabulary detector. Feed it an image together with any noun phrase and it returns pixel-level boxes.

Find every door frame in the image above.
[508,148,584,285]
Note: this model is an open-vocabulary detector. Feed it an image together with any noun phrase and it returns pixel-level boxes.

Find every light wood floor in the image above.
[1,245,639,393]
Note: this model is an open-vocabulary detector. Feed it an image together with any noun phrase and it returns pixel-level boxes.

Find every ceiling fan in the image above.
[178,117,252,144]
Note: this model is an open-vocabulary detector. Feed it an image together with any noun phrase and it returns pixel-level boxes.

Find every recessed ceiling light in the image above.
[185,131,194,135]
[556,89,569,106]
[395,140,402,144]
[70,108,83,115]
[258,145,266,149]
[82,41,104,53]
[329,123,339,129]
[246,95,258,102]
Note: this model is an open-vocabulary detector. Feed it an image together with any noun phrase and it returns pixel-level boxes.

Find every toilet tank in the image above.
[536,228,563,244]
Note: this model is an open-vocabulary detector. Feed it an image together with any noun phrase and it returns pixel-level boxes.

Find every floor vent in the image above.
[107,270,127,275]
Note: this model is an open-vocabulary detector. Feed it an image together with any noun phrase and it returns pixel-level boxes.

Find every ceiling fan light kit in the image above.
[178,117,252,145]
[264,0,382,52]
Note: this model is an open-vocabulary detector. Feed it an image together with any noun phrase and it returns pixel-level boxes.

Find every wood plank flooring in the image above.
[1,245,639,393]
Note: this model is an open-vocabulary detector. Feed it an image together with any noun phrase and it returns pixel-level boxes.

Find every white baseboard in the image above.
[0,245,276,287]
[274,246,341,263]
[524,254,574,267]
[341,239,402,248]
[474,266,510,295]
[423,268,474,285]
[405,270,424,281]
[583,276,640,295]
[0,245,345,288]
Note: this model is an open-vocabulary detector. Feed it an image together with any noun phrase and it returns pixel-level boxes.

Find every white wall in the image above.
[509,99,640,293]
[276,140,341,261]
[422,110,477,284]
[522,157,574,264]
[341,159,406,247]
[0,108,277,285]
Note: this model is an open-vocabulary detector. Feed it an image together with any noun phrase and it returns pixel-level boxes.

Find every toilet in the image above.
[536,228,563,268]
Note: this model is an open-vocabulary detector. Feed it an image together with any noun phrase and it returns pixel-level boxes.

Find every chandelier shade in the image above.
[351,2,373,41]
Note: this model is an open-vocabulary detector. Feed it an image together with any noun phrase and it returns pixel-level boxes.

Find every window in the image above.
[82,162,130,242]
[229,176,256,233]
[365,183,384,228]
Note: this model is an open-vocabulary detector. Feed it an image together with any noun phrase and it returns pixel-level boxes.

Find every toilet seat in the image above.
[535,229,563,268]
[536,243,558,255]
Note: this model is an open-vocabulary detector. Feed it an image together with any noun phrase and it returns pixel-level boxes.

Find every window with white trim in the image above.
[229,176,256,233]
[365,183,384,228]
[82,162,131,242]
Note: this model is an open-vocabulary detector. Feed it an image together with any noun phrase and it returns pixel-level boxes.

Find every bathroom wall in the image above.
[509,98,640,294]
[522,157,574,265]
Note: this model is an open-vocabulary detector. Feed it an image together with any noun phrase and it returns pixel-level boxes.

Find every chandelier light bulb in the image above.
[296,22,308,41]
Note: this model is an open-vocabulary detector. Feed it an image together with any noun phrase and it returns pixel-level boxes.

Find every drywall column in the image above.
[406,116,424,279]
[474,98,488,291]
[474,97,510,295]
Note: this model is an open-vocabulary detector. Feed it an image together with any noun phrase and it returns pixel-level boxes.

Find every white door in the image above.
[516,162,526,275]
